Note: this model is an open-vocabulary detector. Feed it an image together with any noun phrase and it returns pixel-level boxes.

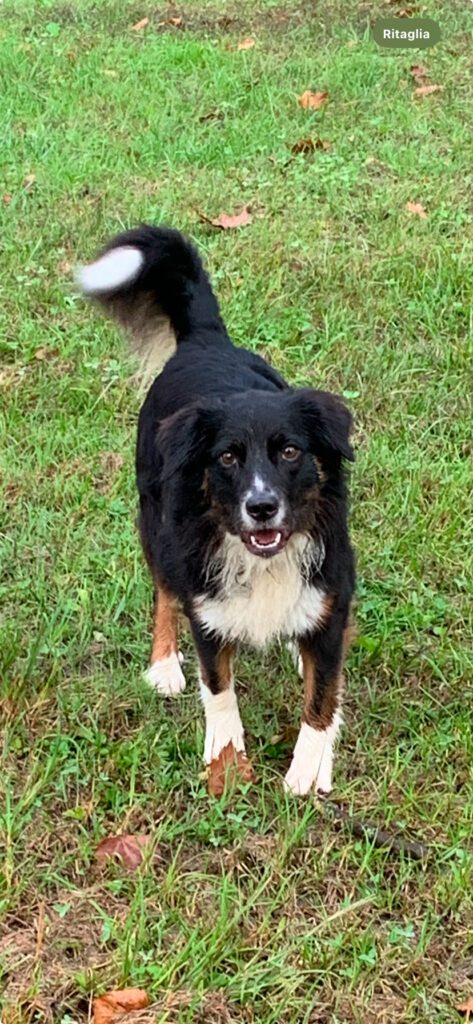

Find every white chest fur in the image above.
[194,533,326,648]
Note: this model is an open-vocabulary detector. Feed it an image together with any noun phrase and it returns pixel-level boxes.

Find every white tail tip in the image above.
[75,245,144,294]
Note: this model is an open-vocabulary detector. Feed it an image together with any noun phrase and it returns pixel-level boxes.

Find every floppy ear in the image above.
[291,389,355,463]
[156,403,222,482]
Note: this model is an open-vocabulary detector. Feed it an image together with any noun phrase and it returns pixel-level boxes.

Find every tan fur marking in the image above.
[301,605,352,731]
[150,587,179,664]
[199,644,234,691]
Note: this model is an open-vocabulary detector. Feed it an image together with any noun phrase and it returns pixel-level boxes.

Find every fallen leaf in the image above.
[131,17,149,31]
[414,83,443,97]
[457,997,473,1014]
[207,206,253,230]
[199,109,224,122]
[24,174,36,191]
[291,137,331,154]
[96,834,151,872]
[298,90,328,110]
[237,36,255,50]
[3,194,12,205]
[406,201,427,218]
[168,16,183,27]
[35,346,59,360]
[399,7,413,15]
[58,259,72,274]
[410,63,427,80]
[94,988,149,1024]
[207,742,255,797]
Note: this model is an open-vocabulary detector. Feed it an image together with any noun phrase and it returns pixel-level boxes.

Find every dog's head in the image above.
[157,389,354,558]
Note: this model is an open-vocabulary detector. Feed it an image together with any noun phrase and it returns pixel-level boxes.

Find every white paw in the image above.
[199,683,245,763]
[286,640,303,678]
[284,717,341,796]
[144,653,186,696]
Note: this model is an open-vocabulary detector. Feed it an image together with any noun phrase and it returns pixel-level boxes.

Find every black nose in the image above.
[245,495,279,522]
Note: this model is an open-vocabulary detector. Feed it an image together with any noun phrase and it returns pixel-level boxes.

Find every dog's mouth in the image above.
[241,528,290,557]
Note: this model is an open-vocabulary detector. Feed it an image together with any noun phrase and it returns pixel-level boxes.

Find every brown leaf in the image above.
[94,988,150,1024]
[457,997,473,1014]
[208,206,252,230]
[410,63,427,80]
[168,16,184,27]
[208,743,255,797]
[131,17,149,31]
[291,137,331,154]
[237,36,255,50]
[406,201,427,218]
[3,194,12,205]
[35,346,59,360]
[414,83,443,97]
[96,834,151,872]
[298,90,328,110]
[199,109,224,123]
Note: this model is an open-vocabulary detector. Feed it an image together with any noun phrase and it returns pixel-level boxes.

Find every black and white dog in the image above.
[77,226,355,796]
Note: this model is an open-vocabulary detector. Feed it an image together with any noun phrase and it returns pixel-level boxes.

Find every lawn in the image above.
[1,0,472,1021]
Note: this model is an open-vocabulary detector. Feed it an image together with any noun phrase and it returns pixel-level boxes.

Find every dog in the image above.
[77,226,355,796]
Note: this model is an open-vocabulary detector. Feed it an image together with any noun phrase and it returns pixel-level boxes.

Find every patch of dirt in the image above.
[0,888,126,1019]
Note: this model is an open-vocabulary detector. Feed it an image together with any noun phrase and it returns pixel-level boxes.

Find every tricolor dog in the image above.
[77,226,355,796]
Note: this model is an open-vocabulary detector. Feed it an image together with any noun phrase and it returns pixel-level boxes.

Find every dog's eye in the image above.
[219,451,237,467]
[281,445,301,462]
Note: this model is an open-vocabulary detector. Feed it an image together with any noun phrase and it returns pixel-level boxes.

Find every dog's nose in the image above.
[245,493,279,522]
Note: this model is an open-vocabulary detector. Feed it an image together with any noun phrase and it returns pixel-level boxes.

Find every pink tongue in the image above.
[253,529,278,546]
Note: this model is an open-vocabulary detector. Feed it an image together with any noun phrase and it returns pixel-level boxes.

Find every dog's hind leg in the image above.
[144,585,186,696]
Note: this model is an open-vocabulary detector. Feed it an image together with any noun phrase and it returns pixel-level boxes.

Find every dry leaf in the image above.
[410,63,427,80]
[199,109,224,122]
[94,988,150,1024]
[131,17,149,31]
[291,137,331,154]
[96,834,151,872]
[35,347,59,360]
[208,742,255,796]
[457,997,473,1014]
[237,36,255,50]
[24,174,36,191]
[298,90,328,110]
[414,83,443,97]
[399,7,413,15]
[209,206,252,230]
[406,201,427,218]
[3,194,12,205]
[168,16,184,27]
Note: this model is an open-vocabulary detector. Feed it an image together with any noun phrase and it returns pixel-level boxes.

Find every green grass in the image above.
[1,0,472,1020]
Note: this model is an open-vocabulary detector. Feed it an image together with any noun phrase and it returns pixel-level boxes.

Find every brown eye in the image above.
[281,445,301,462]
[219,451,237,467]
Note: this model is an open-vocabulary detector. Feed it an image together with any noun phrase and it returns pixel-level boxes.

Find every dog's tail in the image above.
[75,225,228,382]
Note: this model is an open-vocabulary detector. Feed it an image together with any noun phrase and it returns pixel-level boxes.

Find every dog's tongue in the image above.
[252,529,279,546]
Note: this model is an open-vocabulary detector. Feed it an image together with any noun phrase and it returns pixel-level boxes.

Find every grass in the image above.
[1,0,472,1020]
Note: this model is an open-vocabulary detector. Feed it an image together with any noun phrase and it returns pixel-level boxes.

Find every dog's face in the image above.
[158,389,354,558]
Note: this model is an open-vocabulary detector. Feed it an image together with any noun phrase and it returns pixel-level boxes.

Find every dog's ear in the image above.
[291,389,355,463]
[156,403,222,481]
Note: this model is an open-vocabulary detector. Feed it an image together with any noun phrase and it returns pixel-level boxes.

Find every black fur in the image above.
[80,225,356,787]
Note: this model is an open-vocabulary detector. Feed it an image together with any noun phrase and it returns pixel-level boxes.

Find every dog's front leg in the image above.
[191,622,253,795]
[284,611,349,796]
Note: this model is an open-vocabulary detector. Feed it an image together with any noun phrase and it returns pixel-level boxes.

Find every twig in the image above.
[318,799,431,860]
